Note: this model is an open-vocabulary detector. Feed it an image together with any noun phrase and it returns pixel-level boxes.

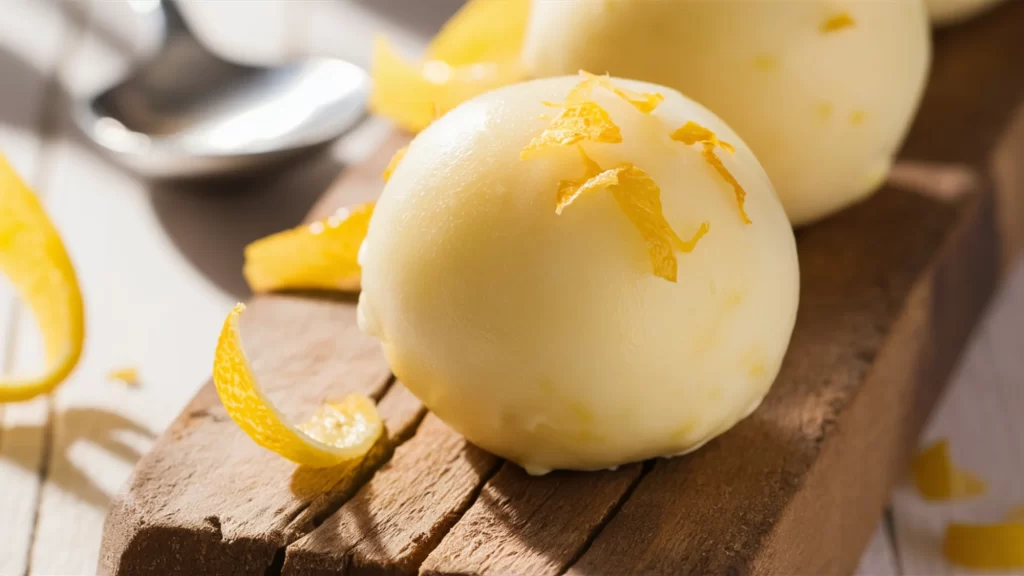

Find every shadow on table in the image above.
[147,148,346,300]
[1,407,154,511]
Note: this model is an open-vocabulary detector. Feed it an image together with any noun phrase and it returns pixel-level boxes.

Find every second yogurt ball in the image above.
[524,0,931,226]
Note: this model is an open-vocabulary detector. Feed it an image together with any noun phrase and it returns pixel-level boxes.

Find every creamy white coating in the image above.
[358,76,799,474]
[523,0,931,226]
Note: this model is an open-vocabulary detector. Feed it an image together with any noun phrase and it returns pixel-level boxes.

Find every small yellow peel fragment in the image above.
[670,121,735,154]
[821,12,856,33]
[521,102,623,157]
[243,203,375,293]
[555,148,709,282]
[383,146,408,182]
[570,71,664,113]
[213,304,383,468]
[0,155,85,403]
[671,122,749,224]
[944,521,1024,570]
[108,367,140,387]
[911,439,987,501]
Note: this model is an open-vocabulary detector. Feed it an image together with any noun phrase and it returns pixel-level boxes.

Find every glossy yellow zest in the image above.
[0,155,84,403]
[821,12,856,33]
[521,102,623,157]
[107,367,140,387]
[213,304,383,468]
[383,146,408,183]
[243,203,374,294]
[944,522,1024,570]
[426,0,529,66]
[556,147,709,282]
[911,439,986,501]
[671,122,750,224]
[571,71,664,114]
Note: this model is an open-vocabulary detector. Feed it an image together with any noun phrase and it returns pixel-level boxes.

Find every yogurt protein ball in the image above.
[358,76,799,474]
[524,0,931,226]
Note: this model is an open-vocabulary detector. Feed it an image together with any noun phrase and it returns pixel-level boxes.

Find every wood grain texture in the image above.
[282,415,502,575]
[96,132,416,576]
[97,2,1024,574]
[420,463,644,576]
[562,3,1024,574]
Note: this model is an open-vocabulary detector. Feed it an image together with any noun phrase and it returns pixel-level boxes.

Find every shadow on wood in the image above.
[0,407,153,511]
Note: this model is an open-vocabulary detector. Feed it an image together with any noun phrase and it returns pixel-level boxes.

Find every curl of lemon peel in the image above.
[0,155,84,403]
[821,12,856,33]
[671,122,750,224]
[371,0,528,133]
[556,147,709,283]
[243,203,374,294]
[911,439,987,501]
[213,303,383,468]
[383,147,408,183]
[521,101,623,158]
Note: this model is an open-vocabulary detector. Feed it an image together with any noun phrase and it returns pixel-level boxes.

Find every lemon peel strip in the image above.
[911,439,987,501]
[570,71,664,113]
[371,0,528,133]
[0,155,85,403]
[243,203,374,293]
[556,148,709,282]
[521,102,622,158]
[213,303,383,468]
[671,122,750,224]
[944,521,1024,570]
[821,12,856,33]
[371,36,525,133]
[426,0,529,66]
[383,146,408,182]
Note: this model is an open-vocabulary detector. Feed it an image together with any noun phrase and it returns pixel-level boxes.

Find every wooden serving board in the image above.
[99,5,1024,575]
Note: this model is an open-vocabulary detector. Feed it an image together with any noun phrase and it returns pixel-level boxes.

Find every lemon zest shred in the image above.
[555,147,709,282]
[944,521,1024,570]
[570,71,664,113]
[911,439,987,501]
[107,367,140,387]
[382,146,408,182]
[821,12,856,33]
[521,101,623,158]
[670,122,749,224]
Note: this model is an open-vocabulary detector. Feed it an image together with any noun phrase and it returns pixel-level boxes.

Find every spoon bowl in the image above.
[75,0,369,178]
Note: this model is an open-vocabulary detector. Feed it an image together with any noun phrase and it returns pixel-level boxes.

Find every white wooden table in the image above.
[0,2,1021,574]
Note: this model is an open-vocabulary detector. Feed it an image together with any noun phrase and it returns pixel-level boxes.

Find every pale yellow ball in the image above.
[358,76,799,474]
[926,0,1005,24]
[523,0,931,226]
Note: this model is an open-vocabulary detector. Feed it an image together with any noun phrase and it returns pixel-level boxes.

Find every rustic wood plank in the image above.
[564,3,1024,573]
[0,0,70,572]
[420,463,643,576]
[890,263,1024,576]
[282,415,502,575]
[95,127,414,575]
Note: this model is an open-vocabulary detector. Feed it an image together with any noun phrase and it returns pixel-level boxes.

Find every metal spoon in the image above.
[74,0,369,178]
